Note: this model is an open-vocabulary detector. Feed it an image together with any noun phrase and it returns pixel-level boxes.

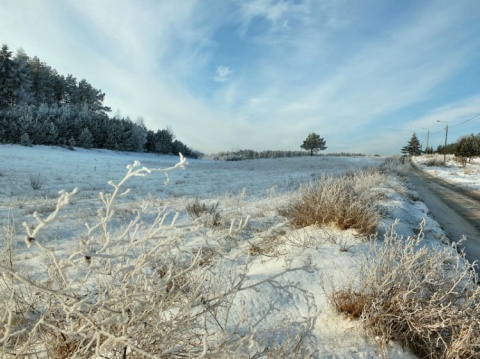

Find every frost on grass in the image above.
[0,155,317,358]
[280,169,386,235]
[333,219,480,359]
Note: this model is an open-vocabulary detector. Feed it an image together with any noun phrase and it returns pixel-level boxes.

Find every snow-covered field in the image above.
[0,145,466,358]
[413,154,480,191]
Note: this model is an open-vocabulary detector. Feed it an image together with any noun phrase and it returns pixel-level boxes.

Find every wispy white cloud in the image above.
[214,66,233,83]
[0,0,479,154]
[406,95,480,147]
[212,1,480,153]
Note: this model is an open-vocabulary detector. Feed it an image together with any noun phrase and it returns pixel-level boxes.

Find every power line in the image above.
[431,128,445,135]
[449,113,480,129]
[430,113,480,134]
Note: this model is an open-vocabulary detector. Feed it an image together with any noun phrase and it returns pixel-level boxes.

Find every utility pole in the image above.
[426,130,429,153]
[443,124,448,163]
[437,120,449,163]
[422,128,430,154]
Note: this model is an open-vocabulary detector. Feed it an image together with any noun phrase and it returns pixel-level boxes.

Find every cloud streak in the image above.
[0,0,479,154]
[214,66,233,82]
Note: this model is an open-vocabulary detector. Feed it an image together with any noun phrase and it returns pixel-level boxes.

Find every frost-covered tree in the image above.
[120,117,147,152]
[455,134,479,167]
[0,44,195,153]
[77,127,94,148]
[301,133,327,156]
[77,79,110,115]
[29,56,55,104]
[51,71,66,105]
[15,105,36,142]
[401,133,422,156]
[172,139,193,157]
[63,74,78,104]
[35,121,59,145]
[67,136,76,150]
[0,44,16,108]
[12,48,34,106]
[146,128,175,154]
[103,120,124,150]
[20,132,32,146]
[55,104,78,144]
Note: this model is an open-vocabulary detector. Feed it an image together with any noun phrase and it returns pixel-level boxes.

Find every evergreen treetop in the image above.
[401,133,422,156]
[0,43,197,158]
[301,133,327,156]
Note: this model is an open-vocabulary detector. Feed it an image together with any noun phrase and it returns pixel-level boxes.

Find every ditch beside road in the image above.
[406,162,480,272]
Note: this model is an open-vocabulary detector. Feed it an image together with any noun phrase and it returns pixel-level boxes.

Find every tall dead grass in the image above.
[333,220,480,358]
[280,169,385,235]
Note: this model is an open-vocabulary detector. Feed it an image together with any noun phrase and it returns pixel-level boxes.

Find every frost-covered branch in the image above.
[0,154,316,358]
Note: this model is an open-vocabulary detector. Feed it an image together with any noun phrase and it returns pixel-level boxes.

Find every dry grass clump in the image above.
[330,288,368,319]
[186,195,221,227]
[423,157,445,167]
[333,220,480,358]
[29,173,44,190]
[46,331,80,359]
[248,226,288,257]
[280,170,385,235]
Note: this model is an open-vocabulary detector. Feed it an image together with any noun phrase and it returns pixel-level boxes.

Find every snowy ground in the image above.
[0,145,462,358]
[413,154,480,191]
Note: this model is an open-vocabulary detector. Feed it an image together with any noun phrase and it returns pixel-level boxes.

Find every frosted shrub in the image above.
[0,155,316,358]
[423,157,445,167]
[334,220,480,358]
[20,133,32,147]
[29,173,44,190]
[280,169,385,235]
[186,196,221,227]
[1,214,16,270]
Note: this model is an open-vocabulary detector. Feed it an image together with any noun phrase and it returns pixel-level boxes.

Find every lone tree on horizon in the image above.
[301,133,327,156]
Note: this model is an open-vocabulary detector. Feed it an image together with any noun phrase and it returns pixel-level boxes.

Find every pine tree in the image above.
[401,133,422,156]
[0,45,197,153]
[77,79,110,115]
[77,128,94,148]
[455,134,479,167]
[0,44,16,108]
[301,133,327,156]
[51,72,66,105]
[63,74,78,104]
[104,120,123,150]
[12,48,34,106]
[20,132,32,146]
[67,136,76,150]
[172,139,193,157]
[40,122,59,145]
[153,128,174,154]
[29,56,55,105]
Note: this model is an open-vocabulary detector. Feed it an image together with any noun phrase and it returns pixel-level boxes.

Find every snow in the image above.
[412,154,480,191]
[0,145,469,358]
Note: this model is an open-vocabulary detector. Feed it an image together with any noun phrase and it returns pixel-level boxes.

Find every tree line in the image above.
[402,131,480,167]
[0,44,197,157]
[206,149,310,161]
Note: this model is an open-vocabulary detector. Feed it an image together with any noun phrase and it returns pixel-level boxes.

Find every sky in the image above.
[1,0,480,155]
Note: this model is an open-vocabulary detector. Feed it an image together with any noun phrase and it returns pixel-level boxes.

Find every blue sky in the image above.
[1,0,480,155]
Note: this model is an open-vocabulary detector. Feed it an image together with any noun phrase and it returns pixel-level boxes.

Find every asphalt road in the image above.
[406,163,480,270]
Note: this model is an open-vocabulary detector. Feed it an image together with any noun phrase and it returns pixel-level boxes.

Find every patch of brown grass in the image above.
[333,220,480,358]
[331,289,369,319]
[186,196,221,227]
[280,171,383,235]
